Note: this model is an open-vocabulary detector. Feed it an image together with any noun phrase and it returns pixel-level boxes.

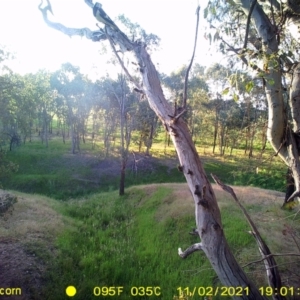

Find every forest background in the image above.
[1,0,300,299]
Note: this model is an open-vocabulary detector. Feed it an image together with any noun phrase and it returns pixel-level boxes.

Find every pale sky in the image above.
[0,0,221,78]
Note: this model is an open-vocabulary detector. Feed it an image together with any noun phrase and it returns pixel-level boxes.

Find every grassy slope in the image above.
[3,183,299,300]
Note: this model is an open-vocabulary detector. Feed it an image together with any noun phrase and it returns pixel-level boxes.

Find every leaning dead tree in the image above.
[39,1,280,298]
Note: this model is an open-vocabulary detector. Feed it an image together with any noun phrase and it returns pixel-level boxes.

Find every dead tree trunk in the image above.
[38,2,269,298]
[134,43,266,299]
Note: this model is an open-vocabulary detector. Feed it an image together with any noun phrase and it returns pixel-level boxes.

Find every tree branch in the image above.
[106,30,144,94]
[211,174,285,300]
[243,0,257,49]
[243,253,300,269]
[38,0,106,41]
[233,0,289,169]
[182,6,200,111]
[178,243,203,258]
[84,0,94,9]
[210,23,265,73]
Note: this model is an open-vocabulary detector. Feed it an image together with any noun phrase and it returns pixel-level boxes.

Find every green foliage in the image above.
[233,93,239,102]
[117,14,160,49]
[231,168,286,192]
[0,149,18,187]
[245,81,254,93]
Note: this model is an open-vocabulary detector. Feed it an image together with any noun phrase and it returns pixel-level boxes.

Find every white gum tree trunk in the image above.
[235,0,300,203]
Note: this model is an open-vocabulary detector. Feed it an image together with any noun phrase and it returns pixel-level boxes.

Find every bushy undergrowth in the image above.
[231,169,286,192]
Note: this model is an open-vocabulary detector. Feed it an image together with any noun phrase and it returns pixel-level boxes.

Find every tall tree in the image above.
[204,0,300,206]
[39,2,281,298]
[134,99,158,155]
[205,64,232,153]
[0,46,19,185]
[51,63,93,154]
[31,70,55,147]
[99,74,138,195]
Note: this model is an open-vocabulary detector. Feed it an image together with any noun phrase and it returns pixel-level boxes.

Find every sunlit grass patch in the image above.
[42,185,284,299]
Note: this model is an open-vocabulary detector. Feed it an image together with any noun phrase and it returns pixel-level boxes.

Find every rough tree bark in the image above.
[233,0,300,205]
[290,63,300,133]
[38,1,271,298]
[134,42,265,299]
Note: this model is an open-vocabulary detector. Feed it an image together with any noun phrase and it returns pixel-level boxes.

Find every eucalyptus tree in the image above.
[98,74,138,195]
[205,64,233,153]
[26,70,56,147]
[1,73,38,146]
[219,99,244,155]
[0,71,40,149]
[224,70,268,157]
[94,77,121,157]
[39,2,278,298]
[0,73,21,148]
[16,74,38,143]
[204,0,300,205]
[51,63,94,153]
[163,65,209,144]
[0,48,21,148]
[134,99,158,155]
[0,47,19,184]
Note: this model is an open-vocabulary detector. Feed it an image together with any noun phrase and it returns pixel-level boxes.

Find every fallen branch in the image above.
[211,174,285,300]
[243,253,300,268]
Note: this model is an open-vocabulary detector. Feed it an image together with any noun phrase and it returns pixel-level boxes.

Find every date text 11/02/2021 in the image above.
[176,286,300,297]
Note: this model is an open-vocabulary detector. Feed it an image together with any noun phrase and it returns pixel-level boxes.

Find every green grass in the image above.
[41,186,254,300]
[2,140,101,199]
[2,138,187,199]
[3,136,287,200]
[202,153,287,192]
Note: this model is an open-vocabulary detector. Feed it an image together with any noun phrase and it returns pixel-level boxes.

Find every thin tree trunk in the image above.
[212,110,218,154]
[119,106,126,195]
[145,116,157,155]
[119,160,126,196]
[62,122,66,144]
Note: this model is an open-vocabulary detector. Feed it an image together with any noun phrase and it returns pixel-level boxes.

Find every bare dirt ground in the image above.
[0,193,65,300]
[1,184,300,299]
